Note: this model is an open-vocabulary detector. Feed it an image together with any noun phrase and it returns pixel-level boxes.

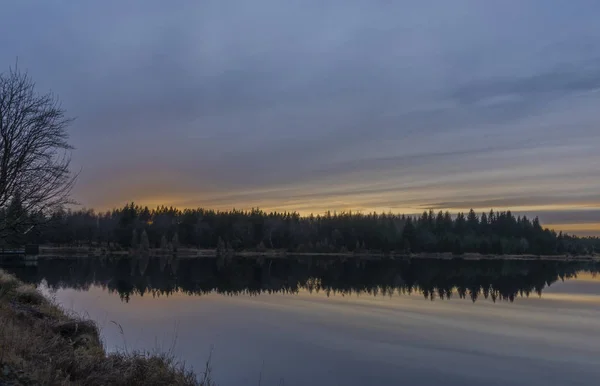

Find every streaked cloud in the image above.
[1,1,599,234]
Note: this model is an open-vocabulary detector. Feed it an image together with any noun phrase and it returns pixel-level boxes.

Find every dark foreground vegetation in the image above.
[6,257,599,304]
[6,203,599,256]
[0,269,211,386]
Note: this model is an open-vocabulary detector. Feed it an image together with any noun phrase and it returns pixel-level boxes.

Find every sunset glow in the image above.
[2,1,599,236]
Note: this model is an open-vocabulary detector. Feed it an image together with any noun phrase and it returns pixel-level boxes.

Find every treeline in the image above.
[9,257,600,303]
[7,203,600,255]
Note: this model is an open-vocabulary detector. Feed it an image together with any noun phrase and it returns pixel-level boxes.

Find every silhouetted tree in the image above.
[140,229,150,252]
[171,231,179,252]
[160,234,168,251]
[0,65,76,240]
[131,229,138,250]
[11,257,599,305]
[27,203,599,257]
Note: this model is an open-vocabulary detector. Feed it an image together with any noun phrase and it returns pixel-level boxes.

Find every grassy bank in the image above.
[0,269,211,385]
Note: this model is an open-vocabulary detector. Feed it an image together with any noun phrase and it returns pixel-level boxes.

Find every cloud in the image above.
[1,1,600,233]
[420,195,600,211]
[531,210,600,225]
[452,66,600,105]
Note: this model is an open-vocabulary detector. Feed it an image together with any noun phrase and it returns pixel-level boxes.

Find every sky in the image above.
[1,1,599,235]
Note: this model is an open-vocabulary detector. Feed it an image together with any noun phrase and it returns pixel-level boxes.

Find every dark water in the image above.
[3,256,600,386]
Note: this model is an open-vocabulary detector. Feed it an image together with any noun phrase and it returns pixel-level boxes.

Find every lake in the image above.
[2,256,600,386]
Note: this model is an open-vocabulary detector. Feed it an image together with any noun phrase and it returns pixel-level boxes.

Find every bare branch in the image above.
[0,64,75,238]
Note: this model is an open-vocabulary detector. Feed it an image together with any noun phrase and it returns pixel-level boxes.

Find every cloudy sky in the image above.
[1,1,599,235]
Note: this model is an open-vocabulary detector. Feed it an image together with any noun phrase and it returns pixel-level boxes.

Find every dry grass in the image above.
[0,269,212,386]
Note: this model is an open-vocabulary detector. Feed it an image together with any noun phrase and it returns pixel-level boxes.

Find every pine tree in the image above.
[480,212,488,235]
[435,211,445,235]
[217,237,226,256]
[171,232,179,252]
[467,209,478,232]
[455,212,467,234]
[131,229,138,249]
[24,202,596,257]
[452,238,463,255]
[4,193,27,246]
[140,229,150,252]
[403,239,411,254]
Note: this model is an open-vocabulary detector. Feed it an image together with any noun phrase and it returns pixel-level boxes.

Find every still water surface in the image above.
[3,257,600,386]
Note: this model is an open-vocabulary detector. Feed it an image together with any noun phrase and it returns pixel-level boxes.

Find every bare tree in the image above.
[0,65,75,238]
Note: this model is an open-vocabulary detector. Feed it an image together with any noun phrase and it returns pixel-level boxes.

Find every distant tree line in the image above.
[7,203,599,255]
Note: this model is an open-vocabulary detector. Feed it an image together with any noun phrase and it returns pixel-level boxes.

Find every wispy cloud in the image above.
[1,1,599,234]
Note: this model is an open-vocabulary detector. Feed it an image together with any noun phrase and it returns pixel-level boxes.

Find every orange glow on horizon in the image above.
[83,196,600,237]
[545,223,600,237]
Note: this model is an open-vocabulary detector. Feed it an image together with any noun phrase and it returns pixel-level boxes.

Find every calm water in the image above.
[3,257,600,386]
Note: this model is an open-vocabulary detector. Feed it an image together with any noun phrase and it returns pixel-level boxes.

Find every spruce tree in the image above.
[131,229,138,249]
[160,234,168,251]
[172,232,179,252]
[140,229,150,252]
[467,209,478,232]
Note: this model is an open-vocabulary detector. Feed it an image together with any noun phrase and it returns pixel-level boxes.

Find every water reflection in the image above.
[6,257,599,303]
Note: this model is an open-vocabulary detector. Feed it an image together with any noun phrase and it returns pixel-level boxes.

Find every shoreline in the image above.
[19,247,600,262]
[0,269,210,385]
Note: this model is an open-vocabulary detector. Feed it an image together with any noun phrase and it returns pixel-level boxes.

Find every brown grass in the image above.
[0,269,213,386]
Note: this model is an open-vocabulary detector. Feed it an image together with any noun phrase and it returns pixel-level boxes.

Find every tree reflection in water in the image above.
[5,257,599,304]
